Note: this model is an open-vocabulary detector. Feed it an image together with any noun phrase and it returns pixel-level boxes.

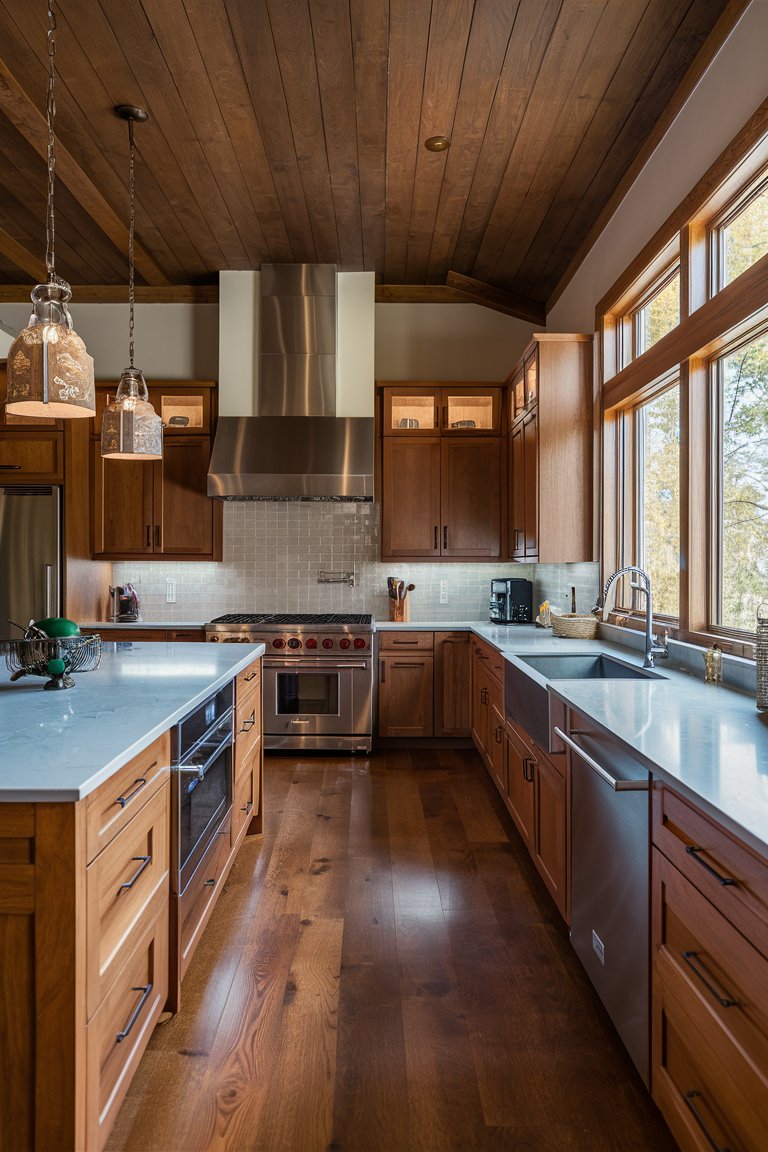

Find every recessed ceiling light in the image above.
[425,136,450,152]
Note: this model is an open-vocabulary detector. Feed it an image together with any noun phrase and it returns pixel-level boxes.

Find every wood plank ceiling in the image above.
[0,0,746,316]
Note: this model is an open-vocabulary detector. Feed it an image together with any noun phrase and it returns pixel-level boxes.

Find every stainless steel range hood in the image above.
[208,263,374,500]
[207,415,374,500]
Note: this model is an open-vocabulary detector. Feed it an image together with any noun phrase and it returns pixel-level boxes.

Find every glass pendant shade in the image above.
[101,367,162,460]
[6,282,95,418]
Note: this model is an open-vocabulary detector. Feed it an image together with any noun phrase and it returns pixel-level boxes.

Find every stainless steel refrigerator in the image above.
[0,486,61,634]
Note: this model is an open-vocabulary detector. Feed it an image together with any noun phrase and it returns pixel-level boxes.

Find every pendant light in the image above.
[100,106,162,461]
[5,0,95,419]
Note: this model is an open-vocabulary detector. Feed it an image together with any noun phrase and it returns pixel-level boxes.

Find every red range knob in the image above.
[353,637,367,649]
[272,638,286,649]
[306,637,317,649]
[322,638,334,649]
[339,638,351,649]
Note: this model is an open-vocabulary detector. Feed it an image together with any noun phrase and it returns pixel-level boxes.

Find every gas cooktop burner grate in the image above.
[208,612,373,627]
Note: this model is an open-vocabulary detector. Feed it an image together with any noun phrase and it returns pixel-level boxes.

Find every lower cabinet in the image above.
[651,784,768,1152]
[471,636,504,767]
[434,631,471,737]
[504,720,567,920]
[377,630,472,740]
[0,659,263,1151]
[90,628,205,642]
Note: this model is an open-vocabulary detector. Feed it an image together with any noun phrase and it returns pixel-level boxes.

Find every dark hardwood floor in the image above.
[107,749,677,1152]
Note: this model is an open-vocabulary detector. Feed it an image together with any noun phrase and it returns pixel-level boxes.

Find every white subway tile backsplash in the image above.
[113,503,599,623]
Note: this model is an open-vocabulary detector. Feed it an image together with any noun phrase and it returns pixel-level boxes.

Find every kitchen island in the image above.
[0,640,264,1152]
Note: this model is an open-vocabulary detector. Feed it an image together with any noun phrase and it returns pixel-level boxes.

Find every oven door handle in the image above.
[264,660,369,670]
[176,732,232,787]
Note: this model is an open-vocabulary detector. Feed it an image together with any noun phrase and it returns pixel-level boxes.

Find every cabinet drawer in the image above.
[235,692,261,776]
[379,631,434,651]
[232,742,259,847]
[167,628,205,642]
[654,981,768,1152]
[86,734,170,863]
[86,901,169,1152]
[236,658,261,707]
[86,783,169,1019]
[473,638,503,684]
[654,848,768,1078]
[179,809,232,978]
[653,785,768,954]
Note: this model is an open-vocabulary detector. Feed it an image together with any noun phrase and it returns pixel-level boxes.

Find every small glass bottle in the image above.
[703,644,723,684]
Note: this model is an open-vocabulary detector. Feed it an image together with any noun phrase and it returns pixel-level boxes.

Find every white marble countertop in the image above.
[377,619,768,856]
[0,641,264,803]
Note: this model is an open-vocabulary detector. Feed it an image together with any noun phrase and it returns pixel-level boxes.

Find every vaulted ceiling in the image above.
[0,0,746,316]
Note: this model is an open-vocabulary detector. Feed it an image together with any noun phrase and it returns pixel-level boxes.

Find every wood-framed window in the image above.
[599,103,768,657]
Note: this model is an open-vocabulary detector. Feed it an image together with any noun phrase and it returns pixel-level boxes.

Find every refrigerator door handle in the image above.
[44,564,54,618]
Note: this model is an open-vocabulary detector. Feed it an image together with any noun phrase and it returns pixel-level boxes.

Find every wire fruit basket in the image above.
[2,635,102,690]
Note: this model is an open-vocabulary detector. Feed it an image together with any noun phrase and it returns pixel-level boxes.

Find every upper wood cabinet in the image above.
[90,382,221,561]
[382,384,502,435]
[379,384,505,561]
[506,334,592,563]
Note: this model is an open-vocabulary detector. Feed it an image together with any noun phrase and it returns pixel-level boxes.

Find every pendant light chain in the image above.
[45,0,57,283]
[127,117,136,368]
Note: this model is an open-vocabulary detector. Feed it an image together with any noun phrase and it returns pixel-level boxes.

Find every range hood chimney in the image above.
[208,264,374,500]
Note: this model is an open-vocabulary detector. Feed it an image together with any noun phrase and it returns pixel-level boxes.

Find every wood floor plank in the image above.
[108,750,678,1152]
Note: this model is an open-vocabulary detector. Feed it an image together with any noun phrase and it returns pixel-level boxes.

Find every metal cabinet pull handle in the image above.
[204,878,216,887]
[380,661,385,684]
[155,524,162,548]
[523,756,536,783]
[244,671,257,682]
[145,525,151,547]
[114,777,147,809]
[239,711,256,733]
[684,1090,730,1152]
[480,687,488,704]
[116,983,153,1044]
[392,639,419,645]
[685,846,737,887]
[494,725,503,744]
[119,855,152,892]
[241,801,254,815]
[681,951,737,1008]
[0,464,22,470]
[443,525,448,549]
[434,525,438,550]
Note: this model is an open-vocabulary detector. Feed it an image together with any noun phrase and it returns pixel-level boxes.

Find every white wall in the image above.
[0,302,219,380]
[548,0,768,333]
[375,302,534,380]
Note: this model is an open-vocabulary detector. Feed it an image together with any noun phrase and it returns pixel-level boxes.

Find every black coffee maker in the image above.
[489,577,533,624]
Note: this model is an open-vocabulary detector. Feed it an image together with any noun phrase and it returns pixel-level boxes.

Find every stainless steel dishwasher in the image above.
[555,724,651,1086]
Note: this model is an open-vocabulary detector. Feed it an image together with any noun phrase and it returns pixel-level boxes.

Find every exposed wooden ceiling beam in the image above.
[0,283,218,304]
[445,271,546,324]
[0,59,170,287]
[376,276,545,323]
[0,226,46,281]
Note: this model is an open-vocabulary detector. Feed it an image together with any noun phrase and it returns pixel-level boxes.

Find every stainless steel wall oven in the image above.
[206,614,373,753]
[171,680,233,894]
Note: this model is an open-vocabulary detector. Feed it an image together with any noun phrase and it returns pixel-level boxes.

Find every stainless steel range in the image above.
[206,613,374,753]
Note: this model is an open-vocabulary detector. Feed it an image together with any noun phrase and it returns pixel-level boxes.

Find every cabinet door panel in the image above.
[156,438,213,556]
[92,443,154,556]
[378,655,433,737]
[381,438,441,558]
[441,437,501,558]
[534,754,566,917]
[523,411,538,558]
[434,632,471,737]
[510,422,525,558]
[505,727,534,848]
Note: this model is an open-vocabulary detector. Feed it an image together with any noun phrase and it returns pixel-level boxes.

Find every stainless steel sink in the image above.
[514,653,666,681]
[504,652,665,752]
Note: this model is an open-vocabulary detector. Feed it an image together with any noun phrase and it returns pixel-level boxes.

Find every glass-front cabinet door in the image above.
[382,385,501,434]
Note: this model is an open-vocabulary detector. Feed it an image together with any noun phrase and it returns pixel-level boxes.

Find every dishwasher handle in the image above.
[553,726,649,792]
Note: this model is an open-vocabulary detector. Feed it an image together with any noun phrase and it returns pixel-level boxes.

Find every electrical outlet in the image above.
[440,580,448,604]
[166,577,176,604]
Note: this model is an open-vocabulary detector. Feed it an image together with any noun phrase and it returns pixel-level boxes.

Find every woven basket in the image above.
[551,613,598,639]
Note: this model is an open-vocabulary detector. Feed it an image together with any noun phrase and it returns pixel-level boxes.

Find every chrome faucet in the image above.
[593,565,669,669]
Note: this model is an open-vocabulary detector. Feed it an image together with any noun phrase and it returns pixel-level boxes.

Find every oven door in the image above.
[175,719,233,894]
[263,657,371,741]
